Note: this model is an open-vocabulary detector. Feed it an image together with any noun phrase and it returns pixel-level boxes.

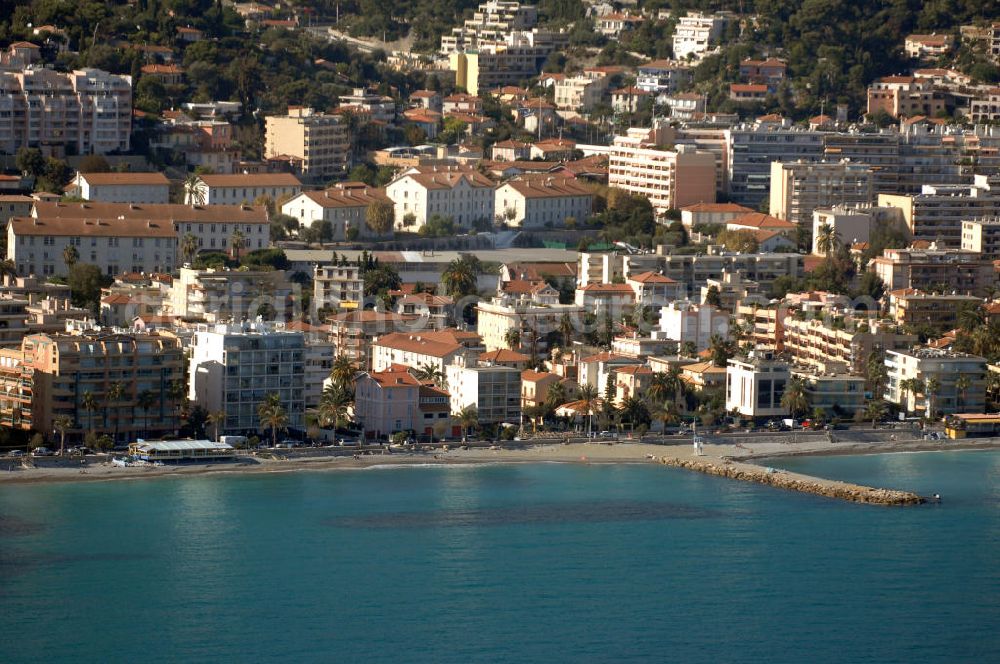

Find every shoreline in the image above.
[3,438,1000,498]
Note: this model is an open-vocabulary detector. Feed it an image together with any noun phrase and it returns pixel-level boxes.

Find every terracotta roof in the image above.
[31,201,268,224]
[367,369,421,389]
[410,90,439,99]
[501,177,591,199]
[579,351,630,363]
[731,84,768,93]
[501,280,550,294]
[9,41,40,49]
[198,173,302,187]
[532,138,576,151]
[612,86,650,96]
[878,76,917,84]
[628,271,676,284]
[682,202,754,213]
[141,64,184,75]
[374,332,462,358]
[329,310,414,323]
[480,349,530,363]
[493,140,531,149]
[579,283,636,294]
[10,216,176,238]
[907,34,950,45]
[397,292,453,306]
[505,262,576,279]
[78,172,170,186]
[681,361,726,375]
[616,365,652,375]
[443,93,481,103]
[521,369,558,382]
[756,113,785,122]
[396,170,494,190]
[295,186,390,209]
[728,212,796,229]
[101,294,134,305]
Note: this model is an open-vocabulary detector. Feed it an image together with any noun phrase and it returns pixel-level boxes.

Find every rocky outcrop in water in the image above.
[659,457,925,506]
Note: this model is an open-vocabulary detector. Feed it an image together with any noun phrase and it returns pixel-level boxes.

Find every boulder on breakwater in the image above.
[658,456,924,506]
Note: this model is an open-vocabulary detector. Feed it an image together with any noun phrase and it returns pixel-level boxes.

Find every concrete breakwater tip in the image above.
[658,456,925,506]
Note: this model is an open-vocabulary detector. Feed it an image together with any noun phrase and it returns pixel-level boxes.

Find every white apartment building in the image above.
[476,285,585,352]
[72,172,170,204]
[188,322,306,434]
[672,12,728,60]
[264,107,350,179]
[879,182,1000,247]
[961,218,1000,261]
[885,348,986,416]
[725,353,790,419]
[770,160,875,227]
[726,124,827,209]
[313,264,364,312]
[494,177,592,228]
[385,166,495,230]
[609,123,717,215]
[656,300,730,351]
[281,183,393,240]
[0,67,132,156]
[440,1,538,53]
[636,60,694,95]
[446,361,521,424]
[8,215,177,277]
[187,173,302,206]
[27,200,270,258]
[169,267,292,322]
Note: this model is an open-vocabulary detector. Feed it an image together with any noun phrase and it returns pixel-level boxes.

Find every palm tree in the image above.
[559,313,574,349]
[168,379,189,417]
[955,375,971,412]
[53,415,74,455]
[815,223,841,256]
[900,378,924,414]
[650,400,679,433]
[136,389,157,438]
[708,334,734,368]
[457,405,479,442]
[230,228,246,262]
[106,382,126,445]
[318,391,350,430]
[864,398,888,428]
[442,258,477,297]
[780,378,809,419]
[184,174,205,205]
[62,245,79,270]
[504,327,521,350]
[207,410,227,442]
[257,393,289,447]
[578,384,598,436]
[412,362,446,388]
[680,341,697,358]
[958,305,985,334]
[545,380,568,410]
[181,232,199,265]
[329,354,356,391]
[924,376,941,420]
[81,391,98,435]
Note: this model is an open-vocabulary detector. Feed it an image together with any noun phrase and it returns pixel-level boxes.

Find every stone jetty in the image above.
[659,455,925,506]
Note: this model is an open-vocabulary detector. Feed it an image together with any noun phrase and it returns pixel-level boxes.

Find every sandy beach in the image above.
[4,435,1000,488]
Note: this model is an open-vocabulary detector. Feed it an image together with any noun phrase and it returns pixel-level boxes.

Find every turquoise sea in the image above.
[2,451,1000,663]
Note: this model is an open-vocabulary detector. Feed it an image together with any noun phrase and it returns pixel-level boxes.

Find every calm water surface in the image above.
[2,452,1000,663]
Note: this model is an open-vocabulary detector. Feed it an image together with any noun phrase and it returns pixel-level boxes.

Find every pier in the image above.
[657,454,925,506]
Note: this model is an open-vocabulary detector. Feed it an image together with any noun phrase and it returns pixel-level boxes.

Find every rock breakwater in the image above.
[659,456,925,506]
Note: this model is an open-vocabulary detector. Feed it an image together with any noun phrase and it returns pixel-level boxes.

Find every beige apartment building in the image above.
[313,263,364,313]
[781,316,917,375]
[961,218,1000,260]
[608,124,716,216]
[871,247,995,296]
[0,67,132,156]
[879,183,1000,247]
[265,107,350,179]
[22,329,185,443]
[769,160,874,227]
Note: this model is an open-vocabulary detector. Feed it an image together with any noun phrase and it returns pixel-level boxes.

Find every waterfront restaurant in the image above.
[128,440,237,462]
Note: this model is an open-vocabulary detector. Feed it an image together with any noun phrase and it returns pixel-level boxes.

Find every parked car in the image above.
[32,447,53,456]
[9,450,24,457]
